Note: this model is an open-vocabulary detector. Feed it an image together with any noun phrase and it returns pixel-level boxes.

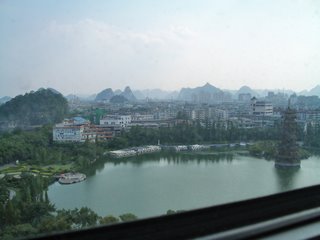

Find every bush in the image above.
[119,213,138,222]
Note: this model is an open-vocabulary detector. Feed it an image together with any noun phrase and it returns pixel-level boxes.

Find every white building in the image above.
[191,109,207,121]
[229,117,254,128]
[209,108,229,120]
[53,124,86,142]
[53,117,95,142]
[251,97,273,116]
[154,110,176,120]
[100,115,132,128]
[191,108,229,121]
[131,114,154,121]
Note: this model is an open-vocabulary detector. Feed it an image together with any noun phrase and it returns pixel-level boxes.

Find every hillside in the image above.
[0,88,68,129]
[236,86,257,97]
[309,85,320,96]
[120,86,136,101]
[178,83,231,103]
[95,86,137,102]
[95,88,114,102]
[133,89,179,100]
[0,96,11,105]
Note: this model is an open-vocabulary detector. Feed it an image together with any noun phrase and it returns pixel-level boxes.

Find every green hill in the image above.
[0,89,68,129]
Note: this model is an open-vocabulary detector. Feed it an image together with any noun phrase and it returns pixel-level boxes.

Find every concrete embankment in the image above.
[108,142,249,158]
[108,145,161,158]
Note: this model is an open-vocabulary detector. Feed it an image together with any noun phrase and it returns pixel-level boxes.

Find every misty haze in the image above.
[1,1,320,239]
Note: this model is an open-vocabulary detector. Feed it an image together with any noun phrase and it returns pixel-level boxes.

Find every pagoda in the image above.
[275,104,300,167]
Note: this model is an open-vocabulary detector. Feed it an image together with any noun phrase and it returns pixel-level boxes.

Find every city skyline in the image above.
[1,0,320,96]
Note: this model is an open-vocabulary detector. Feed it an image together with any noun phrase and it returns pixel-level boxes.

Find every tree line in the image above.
[106,119,320,150]
[0,173,139,239]
[107,121,282,149]
[0,126,102,167]
[1,119,319,166]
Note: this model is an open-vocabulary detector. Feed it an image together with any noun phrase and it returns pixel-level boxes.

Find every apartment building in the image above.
[100,115,132,128]
[250,97,273,116]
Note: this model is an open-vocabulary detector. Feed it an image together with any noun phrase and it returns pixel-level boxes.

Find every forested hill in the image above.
[0,89,68,128]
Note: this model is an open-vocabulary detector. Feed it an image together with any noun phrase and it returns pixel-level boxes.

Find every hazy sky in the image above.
[1,0,320,97]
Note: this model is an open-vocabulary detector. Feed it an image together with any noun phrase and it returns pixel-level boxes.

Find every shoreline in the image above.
[107,142,249,158]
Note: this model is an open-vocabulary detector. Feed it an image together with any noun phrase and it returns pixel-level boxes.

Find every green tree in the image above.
[107,137,128,149]
[38,216,71,234]
[77,207,99,228]
[119,213,138,222]
[0,204,5,228]
[55,207,99,229]
[166,209,176,215]
[44,191,49,204]
[99,215,120,225]
[19,202,54,224]
[1,224,38,240]
[4,200,19,225]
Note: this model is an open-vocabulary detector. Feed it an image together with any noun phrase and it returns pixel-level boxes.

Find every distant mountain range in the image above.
[65,94,80,101]
[95,88,114,102]
[178,83,232,103]
[0,96,11,105]
[121,86,136,101]
[95,86,137,102]
[64,83,320,103]
[133,89,179,100]
[236,86,258,98]
[4,83,318,104]
[299,85,320,97]
[93,87,178,102]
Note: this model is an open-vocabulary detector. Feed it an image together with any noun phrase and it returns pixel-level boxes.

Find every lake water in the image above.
[48,152,320,218]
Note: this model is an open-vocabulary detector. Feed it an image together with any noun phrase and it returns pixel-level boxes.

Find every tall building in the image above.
[53,117,91,142]
[250,97,273,116]
[53,117,114,142]
[100,115,131,128]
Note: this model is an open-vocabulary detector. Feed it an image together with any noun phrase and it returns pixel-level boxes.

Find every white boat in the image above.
[58,173,86,184]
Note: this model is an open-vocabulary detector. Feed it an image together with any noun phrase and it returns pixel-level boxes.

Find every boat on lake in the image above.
[58,173,86,184]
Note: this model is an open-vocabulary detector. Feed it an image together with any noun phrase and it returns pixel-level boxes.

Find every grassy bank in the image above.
[0,163,74,177]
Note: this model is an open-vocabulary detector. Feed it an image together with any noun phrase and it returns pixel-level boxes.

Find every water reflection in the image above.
[84,159,106,177]
[103,152,234,166]
[274,166,300,191]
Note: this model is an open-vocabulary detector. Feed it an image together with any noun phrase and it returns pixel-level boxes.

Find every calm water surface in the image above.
[48,152,320,218]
